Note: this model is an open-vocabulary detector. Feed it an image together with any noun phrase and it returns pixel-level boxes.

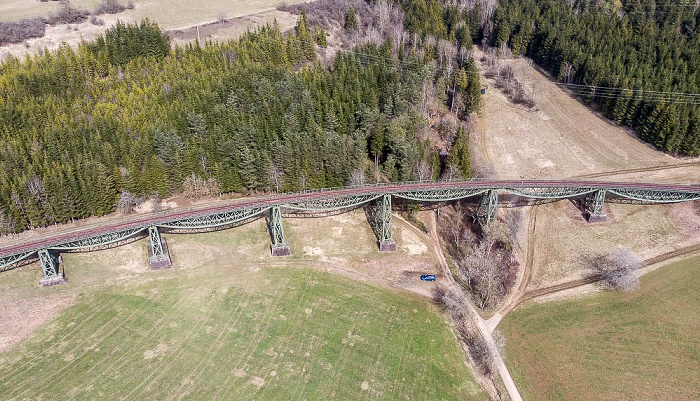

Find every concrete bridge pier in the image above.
[39,249,65,286]
[148,226,173,269]
[376,194,396,251]
[585,190,607,222]
[269,206,291,256]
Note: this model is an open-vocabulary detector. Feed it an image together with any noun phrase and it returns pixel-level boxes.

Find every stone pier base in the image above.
[41,273,66,286]
[586,213,607,223]
[378,240,397,252]
[271,244,291,256]
[149,238,173,270]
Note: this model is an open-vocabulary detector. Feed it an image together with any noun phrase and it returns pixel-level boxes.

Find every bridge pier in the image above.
[269,206,291,256]
[375,194,396,251]
[585,190,607,222]
[39,249,65,286]
[148,226,172,269]
[477,190,499,226]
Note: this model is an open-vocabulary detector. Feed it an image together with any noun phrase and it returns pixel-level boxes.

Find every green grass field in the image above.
[500,255,700,401]
[0,213,482,400]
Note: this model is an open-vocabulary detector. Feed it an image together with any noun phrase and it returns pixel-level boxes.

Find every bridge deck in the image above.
[1,180,698,260]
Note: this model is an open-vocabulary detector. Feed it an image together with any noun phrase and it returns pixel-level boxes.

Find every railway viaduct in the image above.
[0,180,698,285]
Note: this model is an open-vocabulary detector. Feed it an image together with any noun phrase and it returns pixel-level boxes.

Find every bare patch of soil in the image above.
[169,9,298,47]
[0,293,76,353]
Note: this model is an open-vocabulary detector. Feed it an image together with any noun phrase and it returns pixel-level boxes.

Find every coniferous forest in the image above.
[3,0,697,234]
[399,0,700,155]
[0,13,479,234]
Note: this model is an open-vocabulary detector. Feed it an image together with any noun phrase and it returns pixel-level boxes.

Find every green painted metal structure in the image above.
[1,179,699,282]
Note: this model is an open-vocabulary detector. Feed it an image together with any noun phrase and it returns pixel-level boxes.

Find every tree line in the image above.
[0,12,480,234]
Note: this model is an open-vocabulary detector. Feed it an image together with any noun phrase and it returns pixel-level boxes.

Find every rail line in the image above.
[1,179,699,271]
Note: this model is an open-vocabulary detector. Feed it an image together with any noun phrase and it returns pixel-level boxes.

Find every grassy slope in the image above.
[500,255,700,401]
[0,215,482,400]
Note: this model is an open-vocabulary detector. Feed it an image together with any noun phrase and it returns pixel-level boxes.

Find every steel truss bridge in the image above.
[1,180,698,284]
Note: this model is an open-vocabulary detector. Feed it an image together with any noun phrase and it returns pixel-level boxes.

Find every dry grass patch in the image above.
[525,200,692,290]
[500,254,700,401]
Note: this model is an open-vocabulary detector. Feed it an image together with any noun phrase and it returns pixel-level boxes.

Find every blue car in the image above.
[420,274,436,281]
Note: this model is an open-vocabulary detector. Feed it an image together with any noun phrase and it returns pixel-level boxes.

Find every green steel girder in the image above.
[392,188,487,202]
[49,227,146,251]
[38,249,59,279]
[158,207,269,229]
[269,206,287,248]
[477,190,499,226]
[608,188,700,203]
[375,194,394,243]
[586,189,607,219]
[285,194,381,211]
[503,187,596,199]
[148,226,165,258]
[0,251,36,272]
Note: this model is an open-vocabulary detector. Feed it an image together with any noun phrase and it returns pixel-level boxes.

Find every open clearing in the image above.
[1,0,297,60]
[474,50,694,180]
[499,254,700,401]
[0,210,483,399]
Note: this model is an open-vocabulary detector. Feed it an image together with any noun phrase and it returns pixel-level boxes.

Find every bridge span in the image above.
[0,180,698,285]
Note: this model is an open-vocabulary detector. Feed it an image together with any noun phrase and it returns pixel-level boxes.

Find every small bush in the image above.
[0,18,46,46]
[47,0,89,25]
[94,0,126,15]
[90,15,105,25]
[126,1,135,10]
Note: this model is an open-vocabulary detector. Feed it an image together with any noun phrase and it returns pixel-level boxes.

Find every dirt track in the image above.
[496,238,700,320]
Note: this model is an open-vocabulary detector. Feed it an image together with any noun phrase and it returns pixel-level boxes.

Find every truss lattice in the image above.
[158,207,269,229]
[285,194,381,211]
[608,188,700,203]
[0,251,36,272]
[504,187,595,199]
[50,227,146,251]
[393,189,487,202]
[477,190,499,226]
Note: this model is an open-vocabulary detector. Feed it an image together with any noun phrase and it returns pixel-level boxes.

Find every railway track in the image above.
[1,179,699,265]
[574,161,700,180]
[501,243,700,314]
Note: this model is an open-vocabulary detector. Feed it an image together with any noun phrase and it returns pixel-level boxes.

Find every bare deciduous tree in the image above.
[413,160,432,182]
[182,173,221,199]
[590,248,642,292]
[116,191,144,214]
[441,162,462,181]
[268,164,283,193]
[347,168,366,186]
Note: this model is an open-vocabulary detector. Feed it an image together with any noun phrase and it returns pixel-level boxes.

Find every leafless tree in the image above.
[347,168,366,186]
[183,173,221,199]
[459,222,515,309]
[413,160,432,182]
[590,248,642,292]
[268,164,283,193]
[299,172,308,191]
[116,191,144,214]
[0,210,17,235]
[441,163,462,181]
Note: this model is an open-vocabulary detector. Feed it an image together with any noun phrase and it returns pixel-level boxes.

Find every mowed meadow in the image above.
[500,255,700,401]
[0,213,484,400]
